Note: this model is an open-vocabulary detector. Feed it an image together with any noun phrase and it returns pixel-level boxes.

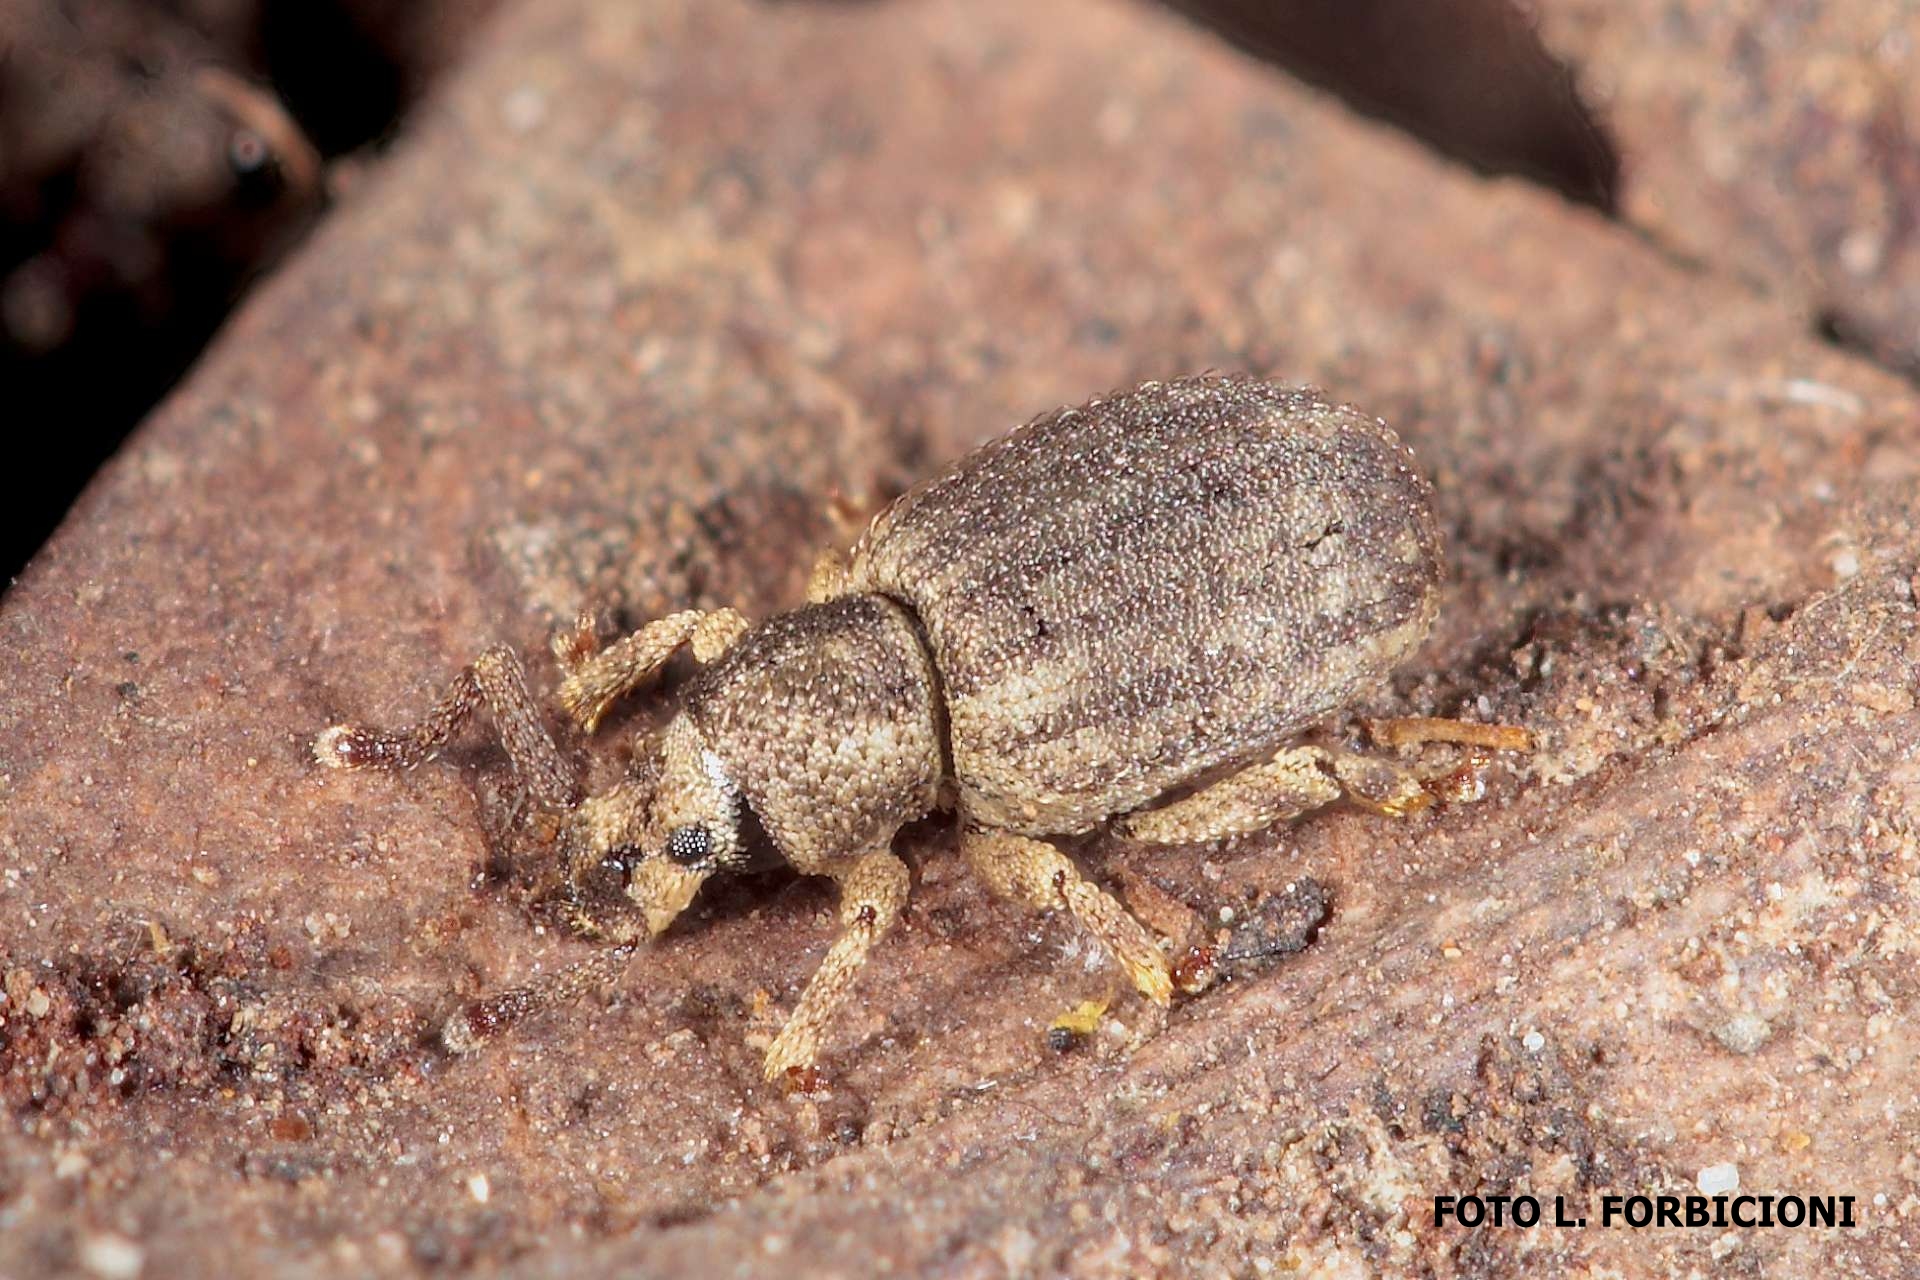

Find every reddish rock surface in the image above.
[1528,0,1920,378]
[3,0,1917,1275]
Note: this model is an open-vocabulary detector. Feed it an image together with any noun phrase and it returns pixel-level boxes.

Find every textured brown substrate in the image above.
[3,1,1917,1274]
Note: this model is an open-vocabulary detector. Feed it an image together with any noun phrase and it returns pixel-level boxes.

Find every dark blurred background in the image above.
[0,0,500,583]
[0,0,1612,585]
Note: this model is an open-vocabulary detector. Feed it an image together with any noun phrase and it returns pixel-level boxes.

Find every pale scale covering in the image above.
[847,375,1442,835]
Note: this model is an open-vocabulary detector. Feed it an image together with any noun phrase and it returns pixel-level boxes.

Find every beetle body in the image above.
[657,375,1438,883]
[318,374,1473,1079]
[847,375,1442,835]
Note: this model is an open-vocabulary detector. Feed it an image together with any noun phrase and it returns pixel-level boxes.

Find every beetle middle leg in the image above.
[314,644,580,809]
[763,848,910,1080]
[555,607,748,733]
[804,548,853,603]
[804,485,874,606]
[960,824,1173,1006]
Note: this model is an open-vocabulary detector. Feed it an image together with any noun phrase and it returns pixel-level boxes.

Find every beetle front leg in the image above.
[441,930,643,1054]
[314,644,580,809]
[763,849,910,1081]
[555,607,748,733]
[960,824,1173,1006]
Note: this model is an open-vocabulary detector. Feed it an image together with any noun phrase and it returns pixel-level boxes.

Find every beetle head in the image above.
[570,712,742,936]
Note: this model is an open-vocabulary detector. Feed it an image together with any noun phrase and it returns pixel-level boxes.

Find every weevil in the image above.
[314,374,1525,1079]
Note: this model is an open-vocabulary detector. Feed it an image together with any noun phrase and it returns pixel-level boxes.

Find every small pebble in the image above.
[1698,1162,1739,1195]
[80,1234,144,1280]
[1714,1013,1772,1055]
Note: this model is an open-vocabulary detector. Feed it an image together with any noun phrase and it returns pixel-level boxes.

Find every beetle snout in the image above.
[629,857,707,936]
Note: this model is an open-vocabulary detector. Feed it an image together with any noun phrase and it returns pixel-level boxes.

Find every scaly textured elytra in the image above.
[314,375,1527,1080]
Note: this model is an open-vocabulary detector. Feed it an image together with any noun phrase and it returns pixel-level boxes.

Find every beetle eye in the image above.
[665,825,711,866]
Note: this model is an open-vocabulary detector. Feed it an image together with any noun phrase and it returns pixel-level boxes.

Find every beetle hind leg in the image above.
[960,824,1173,1006]
[1117,746,1340,845]
[1117,744,1441,845]
[1118,717,1531,845]
[1364,716,1532,753]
